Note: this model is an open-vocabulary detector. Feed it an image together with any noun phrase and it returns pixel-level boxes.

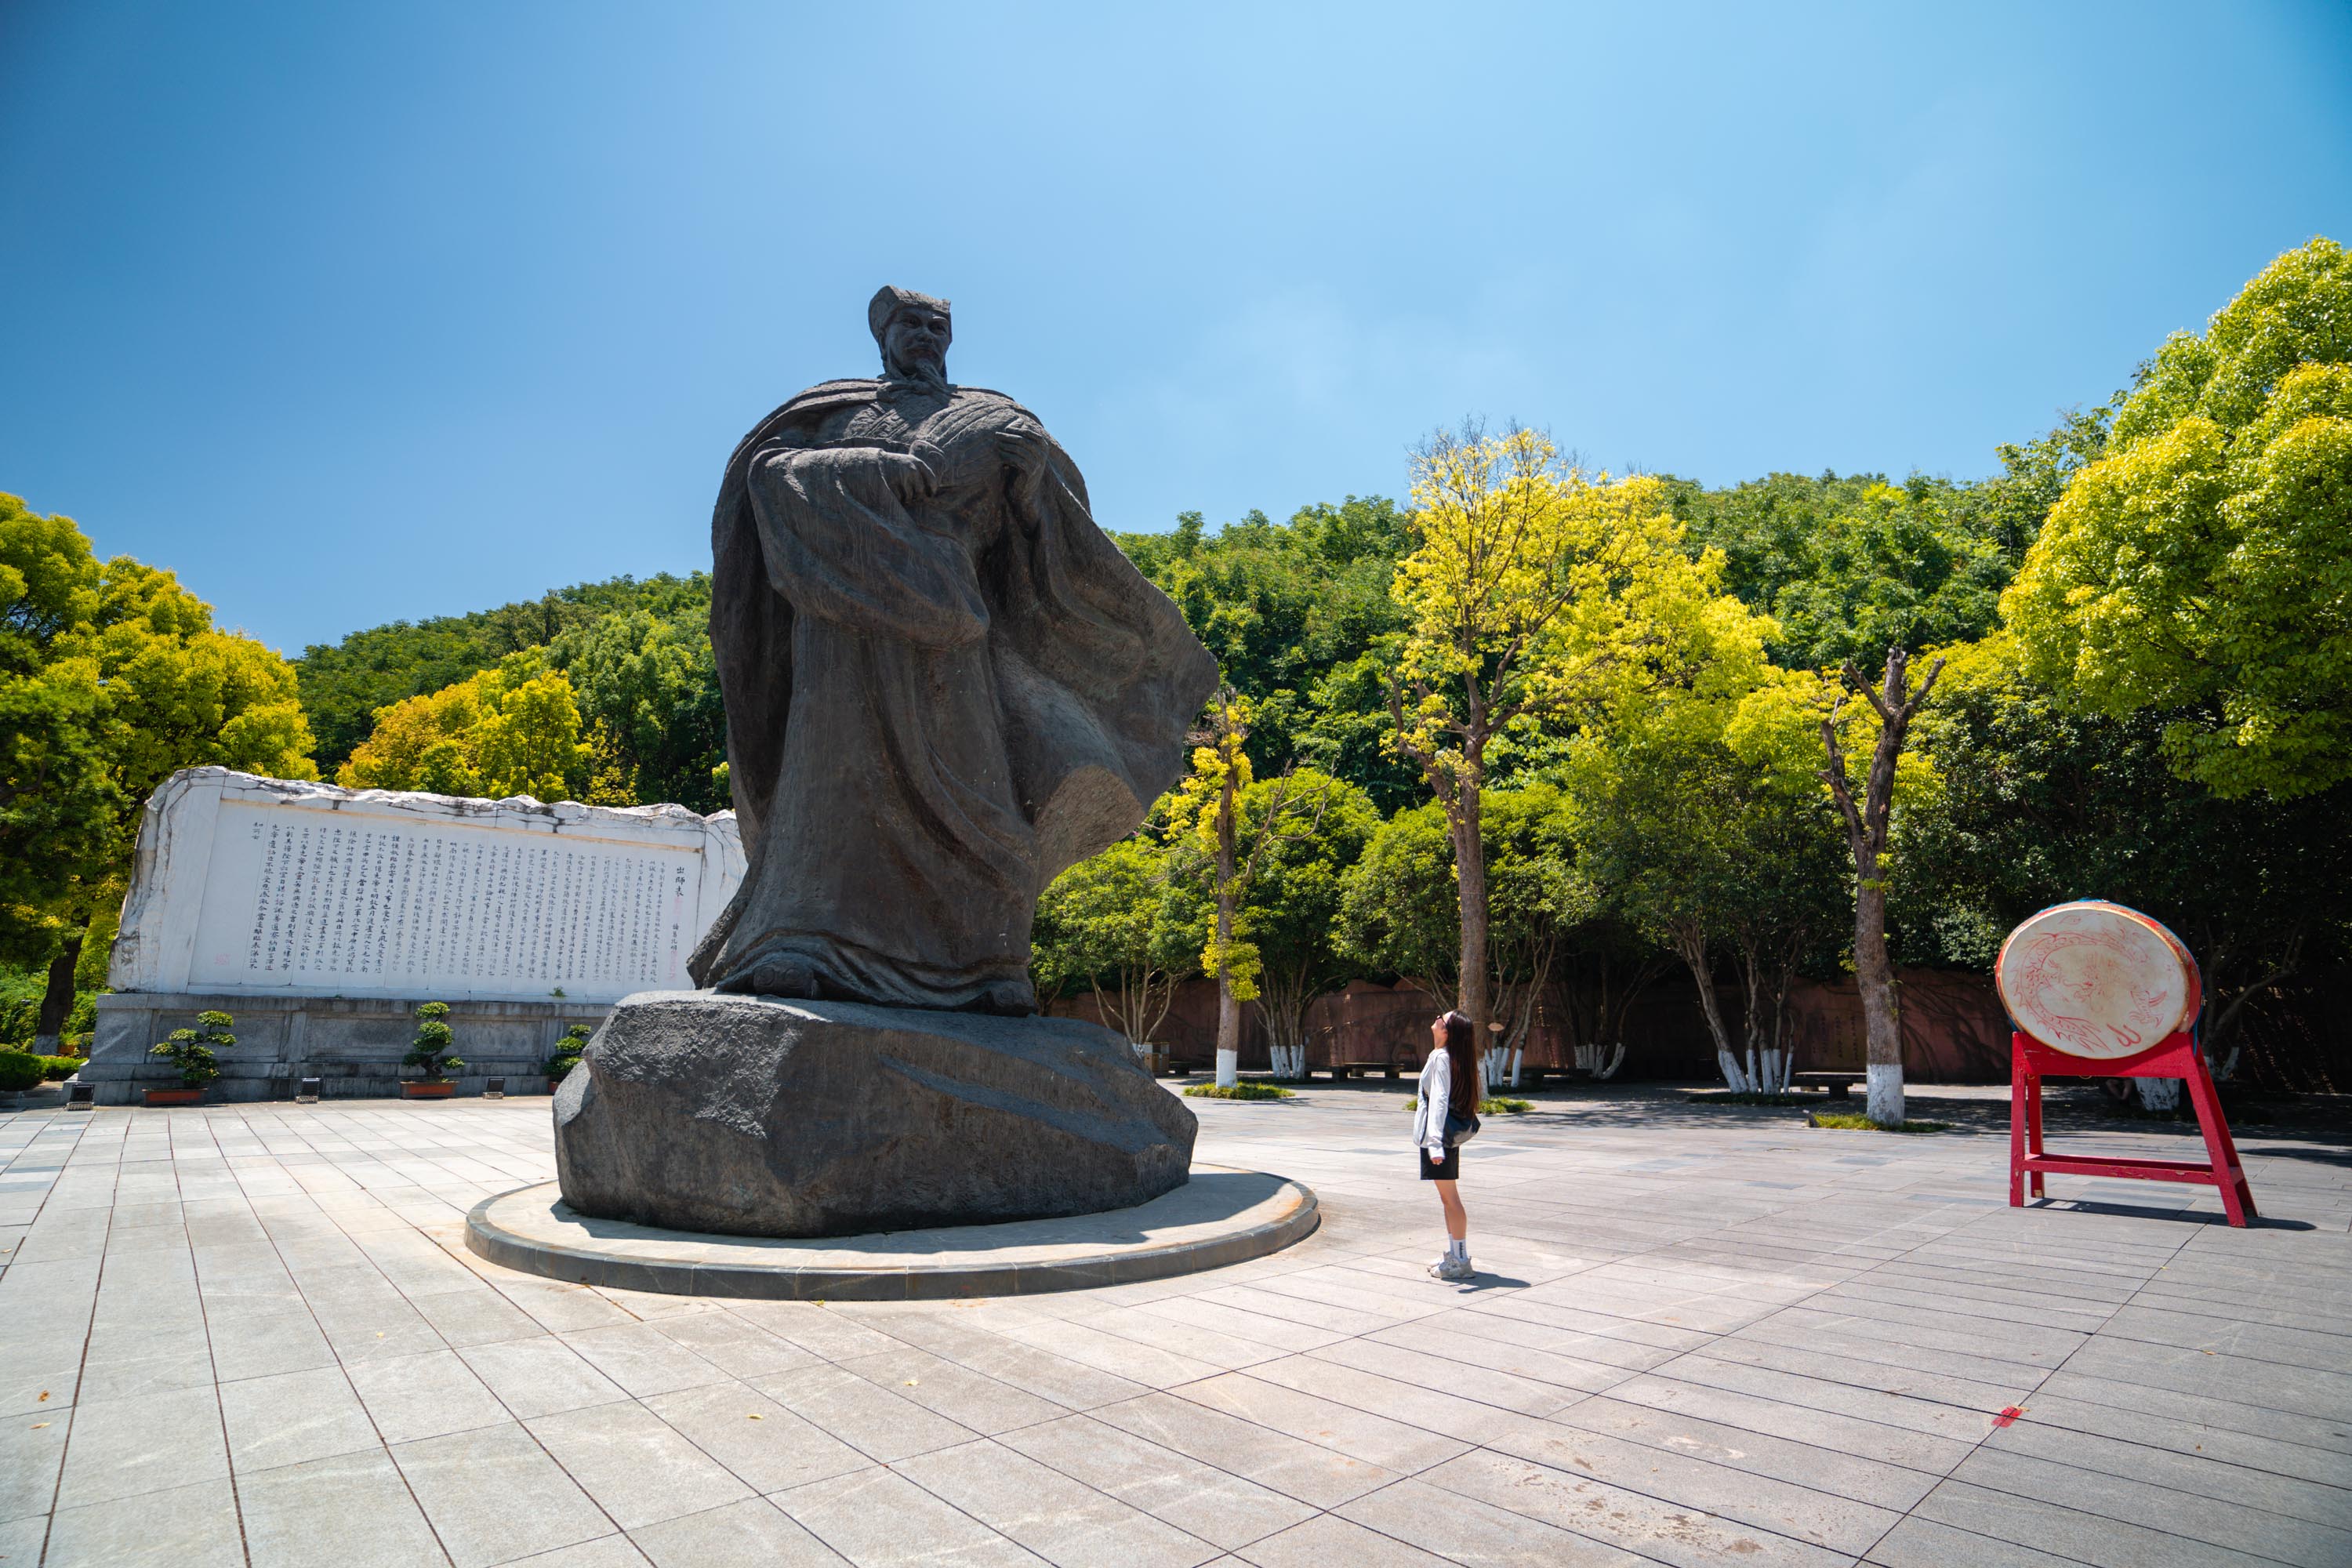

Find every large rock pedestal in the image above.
[554,991,1196,1238]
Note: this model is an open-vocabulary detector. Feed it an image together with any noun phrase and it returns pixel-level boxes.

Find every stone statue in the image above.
[555,289,1209,1239]
[691,286,1216,1013]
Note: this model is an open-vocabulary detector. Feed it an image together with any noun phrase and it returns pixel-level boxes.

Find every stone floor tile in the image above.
[630,1496,854,1567]
[649,1310,818,1379]
[1232,1513,1453,1568]
[836,1345,1070,1435]
[527,1399,753,1530]
[392,1421,615,1568]
[1866,1513,2125,1567]
[643,1381,869,1494]
[460,1335,631,1420]
[775,1465,1047,1568]
[561,1321,735,1398]
[996,1414,1316,1551]
[866,1315,1147,1410]
[1337,1475,1650,1566]
[220,1364,383,1472]
[1173,1372,1472,1472]
[895,1437,1218,1568]
[1421,1446,1853,1568]
[238,1446,452,1568]
[753,1363,978,1463]
[54,1382,227,1508]
[0,1410,66,1522]
[42,1475,245,1567]
[1090,1392,1399,1509]
[349,1347,515,1444]
[501,1534,653,1567]
[1912,1477,2259,1568]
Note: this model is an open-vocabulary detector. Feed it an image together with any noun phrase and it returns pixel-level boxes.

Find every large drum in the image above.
[1994,901,2201,1061]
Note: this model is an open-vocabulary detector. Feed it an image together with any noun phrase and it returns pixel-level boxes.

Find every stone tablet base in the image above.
[79,992,612,1105]
[467,1167,1316,1299]
[554,992,1198,1237]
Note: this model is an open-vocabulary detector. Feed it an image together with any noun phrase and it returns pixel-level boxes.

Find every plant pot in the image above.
[144,1087,205,1106]
[401,1081,457,1099]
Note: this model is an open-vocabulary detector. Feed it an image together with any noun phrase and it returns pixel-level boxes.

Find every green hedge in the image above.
[0,1052,46,1093]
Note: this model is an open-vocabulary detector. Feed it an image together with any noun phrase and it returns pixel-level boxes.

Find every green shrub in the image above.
[543,1023,592,1081]
[150,1011,230,1088]
[0,1052,43,1093]
[402,1001,466,1080]
[38,1056,81,1081]
[1808,1112,1951,1133]
[1182,1081,1295,1101]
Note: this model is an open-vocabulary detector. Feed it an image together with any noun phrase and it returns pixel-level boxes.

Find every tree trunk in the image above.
[1212,758,1242,1088]
[1853,874,1903,1124]
[32,933,83,1057]
[1452,786,1490,1039]
[1821,648,1942,1130]
[1675,931,1746,1091]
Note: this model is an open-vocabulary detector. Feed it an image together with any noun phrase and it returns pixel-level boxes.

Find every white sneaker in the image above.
[1432,1256,1475,1282]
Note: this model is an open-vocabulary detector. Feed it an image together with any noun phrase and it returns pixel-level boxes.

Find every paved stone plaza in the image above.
[0,1081,2344,1568]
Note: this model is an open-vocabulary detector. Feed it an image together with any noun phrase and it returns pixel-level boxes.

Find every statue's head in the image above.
[869,286,952,384]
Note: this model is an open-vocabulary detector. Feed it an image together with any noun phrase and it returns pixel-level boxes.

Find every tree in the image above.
[296,572,710,773]
[1903,632,2352,1098]
[2005,237,2352,799]
[338,652,591,803]
[1820,647,1944,1126]
[549,607,727,812]
[1334,800,1461,1007]
[1567,667,1845,1095]
[1674,470,2013,671]
[2,501,317,1050]
[1226,770,1376,1080]
[1385,426,1748,1037]
[1029,835,1192,1051]
[1162,691,1353,1086]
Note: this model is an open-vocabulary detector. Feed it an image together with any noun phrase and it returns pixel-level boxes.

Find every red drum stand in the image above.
[2009,1031,2257,1226]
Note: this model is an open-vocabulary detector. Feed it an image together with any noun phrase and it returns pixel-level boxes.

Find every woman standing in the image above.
[1414,1011,1479,1281]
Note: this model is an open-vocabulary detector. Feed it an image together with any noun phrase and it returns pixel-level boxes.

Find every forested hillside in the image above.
[13,240,2343,1093]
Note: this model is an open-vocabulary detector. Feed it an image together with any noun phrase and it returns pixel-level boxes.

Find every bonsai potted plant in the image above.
[401,1001,466,1098]
[543,1023,591,1093]
[147,1011,230,1105]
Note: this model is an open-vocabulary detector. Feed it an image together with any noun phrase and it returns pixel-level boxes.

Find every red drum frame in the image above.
[2009,1030,2257,1227]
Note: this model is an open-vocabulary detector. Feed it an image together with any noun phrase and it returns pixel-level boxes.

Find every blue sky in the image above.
[3,2,2347,655]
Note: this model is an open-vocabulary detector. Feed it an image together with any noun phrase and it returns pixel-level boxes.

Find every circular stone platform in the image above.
[464,1165,1318,1301]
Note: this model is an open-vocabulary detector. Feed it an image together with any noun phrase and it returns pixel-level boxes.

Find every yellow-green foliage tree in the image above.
[1385,424,1771,1036]
[1,494,317,1047]
[337,653,591,803]
[2005,237,2352,798]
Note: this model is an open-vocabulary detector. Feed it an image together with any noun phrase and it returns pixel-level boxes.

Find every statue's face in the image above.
[883,307,951,379]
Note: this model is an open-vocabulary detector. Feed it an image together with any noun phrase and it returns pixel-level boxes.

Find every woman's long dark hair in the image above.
[1439,1011,1479,1116]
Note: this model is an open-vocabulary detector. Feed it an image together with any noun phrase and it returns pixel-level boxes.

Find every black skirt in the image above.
[1419,1145,1460,1181]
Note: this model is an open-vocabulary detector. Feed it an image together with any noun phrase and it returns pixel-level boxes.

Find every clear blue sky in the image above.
[3,2,2347,655]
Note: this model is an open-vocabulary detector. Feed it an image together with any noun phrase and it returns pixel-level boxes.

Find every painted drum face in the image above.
[1995,901,2202,1060]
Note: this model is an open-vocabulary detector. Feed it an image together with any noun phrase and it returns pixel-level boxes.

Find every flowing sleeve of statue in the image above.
[689,287,1218,1014]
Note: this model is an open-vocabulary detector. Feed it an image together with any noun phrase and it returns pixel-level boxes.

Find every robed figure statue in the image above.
[691,288,1216,1014]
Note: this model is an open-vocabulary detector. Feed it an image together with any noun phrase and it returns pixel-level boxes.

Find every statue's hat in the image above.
[868,285,952,346]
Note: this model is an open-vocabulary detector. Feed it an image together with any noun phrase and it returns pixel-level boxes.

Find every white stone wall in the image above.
[109,768,743,1004]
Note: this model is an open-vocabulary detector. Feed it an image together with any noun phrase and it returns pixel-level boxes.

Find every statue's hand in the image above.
[996,420,1051,475]
[877,448,938,505]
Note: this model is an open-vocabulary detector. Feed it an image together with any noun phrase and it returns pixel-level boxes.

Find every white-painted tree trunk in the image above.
[1483,1047,1523,1091]
[1267,1044,1306,1080]
[1574,1040,1625,1080]
[2136,1076,2183,1113]
[1214,1047,1239,1087]
[1758,1048,1791,1094]
[31,1035,59,1058]
[1716,1049,1755,1094]
[1866,1062,1904,1126]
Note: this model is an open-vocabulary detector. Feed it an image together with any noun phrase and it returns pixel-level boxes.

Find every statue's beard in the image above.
[884,348,949,392]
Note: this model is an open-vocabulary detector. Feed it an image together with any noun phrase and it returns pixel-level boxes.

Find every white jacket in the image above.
[1412,1050,1453,1154]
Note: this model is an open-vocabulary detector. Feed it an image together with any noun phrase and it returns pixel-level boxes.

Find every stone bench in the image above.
[1792,1071,1864,1098]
